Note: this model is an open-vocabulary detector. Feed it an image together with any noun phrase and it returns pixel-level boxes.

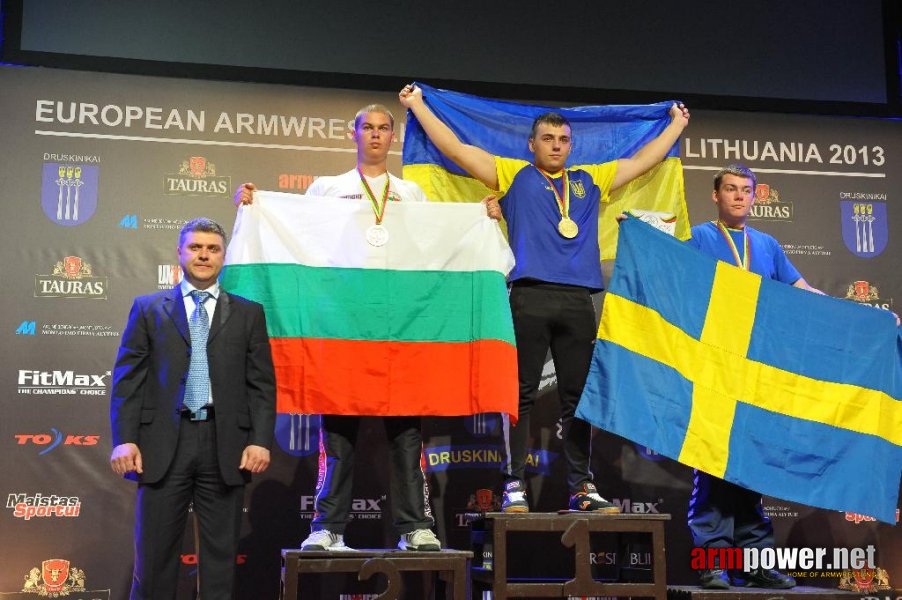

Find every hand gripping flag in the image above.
[576,217,901,523]
[221,191,518,421]
[402,82,689,259]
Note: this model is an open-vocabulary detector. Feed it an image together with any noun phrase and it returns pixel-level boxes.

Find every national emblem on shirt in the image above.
[570,179,586,199]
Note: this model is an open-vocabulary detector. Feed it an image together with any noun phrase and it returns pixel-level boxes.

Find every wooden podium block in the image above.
[471,512,670,599]
[280,548,472,600]
[667,585,885,600]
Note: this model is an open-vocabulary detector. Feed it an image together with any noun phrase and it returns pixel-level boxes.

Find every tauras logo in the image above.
[163,156,230,196]
[612,498,662,514]
[34,256,108,299]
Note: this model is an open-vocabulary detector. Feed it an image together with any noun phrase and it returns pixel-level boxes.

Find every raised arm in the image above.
[399,84,499,190]
[611,103,690,191]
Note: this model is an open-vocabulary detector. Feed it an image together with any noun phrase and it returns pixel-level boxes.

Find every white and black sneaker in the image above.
[398,528,441,551]
[301,529,352,551]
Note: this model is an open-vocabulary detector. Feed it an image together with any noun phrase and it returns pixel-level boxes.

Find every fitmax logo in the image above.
[613,498,662,514]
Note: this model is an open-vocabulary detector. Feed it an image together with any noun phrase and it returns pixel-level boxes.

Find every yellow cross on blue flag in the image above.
[576,217,901,523]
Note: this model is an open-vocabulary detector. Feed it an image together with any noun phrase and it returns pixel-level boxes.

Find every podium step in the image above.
[280,548,472,600]
[667,585,886,600]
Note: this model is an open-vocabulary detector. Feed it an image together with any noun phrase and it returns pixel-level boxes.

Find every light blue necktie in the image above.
[184,290,211,418]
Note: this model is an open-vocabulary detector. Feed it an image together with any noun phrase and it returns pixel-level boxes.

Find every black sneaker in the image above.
[699,569,730,589]
[568,482,620,513]
[501,480,528,513]
[733,568,796,589]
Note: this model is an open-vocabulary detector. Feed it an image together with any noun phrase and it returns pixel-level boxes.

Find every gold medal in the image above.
[558,217,579,239]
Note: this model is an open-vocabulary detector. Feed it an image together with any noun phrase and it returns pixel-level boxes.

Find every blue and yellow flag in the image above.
[401,83,688,260]
[576,218,901,523]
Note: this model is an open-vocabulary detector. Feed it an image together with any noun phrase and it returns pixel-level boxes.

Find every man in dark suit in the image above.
[110,217,276,599]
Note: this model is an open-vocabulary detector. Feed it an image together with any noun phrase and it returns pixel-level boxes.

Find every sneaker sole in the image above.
[557,508,622,514]
[401,545,441,551]
[501,506,529,513]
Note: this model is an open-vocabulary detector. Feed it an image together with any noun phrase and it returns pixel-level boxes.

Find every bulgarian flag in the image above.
[221,191,518,420]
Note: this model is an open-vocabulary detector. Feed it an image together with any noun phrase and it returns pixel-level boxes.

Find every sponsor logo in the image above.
[278,173,319,192]
[275,414,321,457]
[299,494,384,521]
[463,414,500,437]
[843,280,894,311]
[16,320,37,336]
[838,568,892,592]
[844,509,899,525]
[634,444,666,461]
[163,156,230,196]
[15,319,119,338]
[612,498,662,514]
[118,214,139,229]
[763,504,799,519]
[158,264,183,290]
[424,444,558,475]
[40,158,100,227]
[749,183,793,221]
[840,201,888,258]
[120,213,190,232]
[19,559,97,597]
[6,493,81,520]
[454,488,502,527]
[34,256,108,299]
[15,430,101,455]
[17,369,110,396]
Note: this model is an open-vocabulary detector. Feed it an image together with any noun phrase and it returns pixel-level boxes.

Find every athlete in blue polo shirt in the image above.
[400,84,690,514]
[686,164,820,591]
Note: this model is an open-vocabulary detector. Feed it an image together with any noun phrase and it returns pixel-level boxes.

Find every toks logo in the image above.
[7,493,81,520]
[15,430,100,455]
[164,156,231,196]
[34,256,108,299]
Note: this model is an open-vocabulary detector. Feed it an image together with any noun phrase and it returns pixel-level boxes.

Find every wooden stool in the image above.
[471,512,670,599]
[280,548,472,600]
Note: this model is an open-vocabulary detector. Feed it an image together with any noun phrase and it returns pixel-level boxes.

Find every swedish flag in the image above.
[576,218,901,523]
[401,83,689,259]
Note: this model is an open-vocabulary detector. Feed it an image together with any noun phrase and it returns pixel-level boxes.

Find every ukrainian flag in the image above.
[402,83,689,260]
[576,218,901,523]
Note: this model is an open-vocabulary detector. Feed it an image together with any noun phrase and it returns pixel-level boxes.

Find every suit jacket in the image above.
[110,287,276,486]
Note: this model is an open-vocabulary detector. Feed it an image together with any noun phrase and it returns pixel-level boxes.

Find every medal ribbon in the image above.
[535,166,571,221]
[715,221,750,270]
[357,167,390,224]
